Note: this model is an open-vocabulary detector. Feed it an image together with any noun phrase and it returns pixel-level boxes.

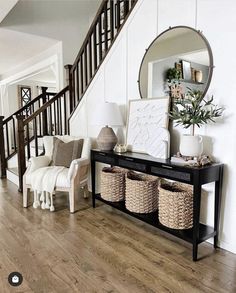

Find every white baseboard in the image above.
[6,170,19,187]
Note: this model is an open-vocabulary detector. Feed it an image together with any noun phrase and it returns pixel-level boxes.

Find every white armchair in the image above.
[23,135,91,213]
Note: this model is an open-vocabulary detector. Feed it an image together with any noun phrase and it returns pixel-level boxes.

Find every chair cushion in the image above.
[43,135,91,159]
[51,137,84,168]
[26,167,70,188]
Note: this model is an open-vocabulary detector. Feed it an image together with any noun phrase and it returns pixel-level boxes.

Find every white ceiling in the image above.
[0,0,101,78]
[0,28,58,76]
[0,0,18,22]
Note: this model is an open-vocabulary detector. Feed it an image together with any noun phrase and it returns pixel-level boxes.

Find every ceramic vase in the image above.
[97,126,117,150]
[179,134,203,157]
[195,70,203,83]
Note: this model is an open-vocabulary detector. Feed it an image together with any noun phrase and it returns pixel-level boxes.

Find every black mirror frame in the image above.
[138,25,214,99]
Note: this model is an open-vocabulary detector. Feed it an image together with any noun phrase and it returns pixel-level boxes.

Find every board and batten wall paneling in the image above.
[127,0,158,99]
[157,0,197,33]
[197,0,236,254]
[70,0,236,253]
[104,35,127,143]
[70,96,88,137]
[104,36,127,105]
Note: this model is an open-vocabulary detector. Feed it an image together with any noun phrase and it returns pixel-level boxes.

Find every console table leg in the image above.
[193,243,198,261]
[91,160,96,208]
[214,166,223,248]
[192,176,202,261]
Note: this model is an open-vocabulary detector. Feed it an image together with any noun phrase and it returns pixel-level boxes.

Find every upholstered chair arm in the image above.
[26,156,51,175]
[68,158,90,181]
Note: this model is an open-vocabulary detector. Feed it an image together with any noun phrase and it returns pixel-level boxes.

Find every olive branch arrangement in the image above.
[169,88,224,135]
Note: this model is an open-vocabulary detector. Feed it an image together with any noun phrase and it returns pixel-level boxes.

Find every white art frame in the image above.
[126,97,170,153]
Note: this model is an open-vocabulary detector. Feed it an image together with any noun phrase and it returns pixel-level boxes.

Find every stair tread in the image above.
[7,167,19,176]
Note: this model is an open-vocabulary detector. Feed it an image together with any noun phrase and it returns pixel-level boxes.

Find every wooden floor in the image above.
[0,180,236,293]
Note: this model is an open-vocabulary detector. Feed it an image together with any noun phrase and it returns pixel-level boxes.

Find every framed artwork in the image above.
[181,60,191,81]
[126,97,170,153]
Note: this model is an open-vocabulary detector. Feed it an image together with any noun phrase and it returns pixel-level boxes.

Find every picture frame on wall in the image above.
[181,60,191,81]
[126,97,170,153]
[175,62,183,79]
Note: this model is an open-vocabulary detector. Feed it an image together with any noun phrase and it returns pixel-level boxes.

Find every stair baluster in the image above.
[0,116,7,178]
[42,87,49,136]
[16,115,26,192]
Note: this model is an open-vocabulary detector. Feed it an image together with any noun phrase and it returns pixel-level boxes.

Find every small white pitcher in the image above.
[179,134,203,157]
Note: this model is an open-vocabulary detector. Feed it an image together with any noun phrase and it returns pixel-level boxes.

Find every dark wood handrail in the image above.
[16,85,70,191]
[3,92,55,124]
[3,94,42,124]
[23,86,69,125]
[0,87,56,178]
[71,0,107,72]
[68,0,138,117]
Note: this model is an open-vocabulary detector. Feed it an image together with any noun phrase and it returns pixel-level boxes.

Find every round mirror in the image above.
[138,26,213,99]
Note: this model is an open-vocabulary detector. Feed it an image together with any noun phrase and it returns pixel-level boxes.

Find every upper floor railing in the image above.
[16,86,70,191]
[0,87,56,178]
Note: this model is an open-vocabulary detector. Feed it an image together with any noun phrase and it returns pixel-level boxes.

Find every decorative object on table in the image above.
[171,152,212,166]
[145,127,170,159]
[91,102,123,151]
[191,67,196,81]
[169,83,184,99]
[180,134,203,157]
[125,171,159,213]
[158,179,193,229]
[195,70,203,82]
[101,167,128,202]
[126,97,170,153]
[113,144,127,153]
[169,88,224,157]
[181,60,192,80]
[165,67,184,99]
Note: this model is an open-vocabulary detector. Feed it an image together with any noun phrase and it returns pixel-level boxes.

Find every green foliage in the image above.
[169,88,224,134]
[166,68,181,82]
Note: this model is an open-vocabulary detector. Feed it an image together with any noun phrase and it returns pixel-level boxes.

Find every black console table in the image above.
[91,149,223,261]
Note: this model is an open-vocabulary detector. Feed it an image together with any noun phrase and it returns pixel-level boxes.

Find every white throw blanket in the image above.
[31,166,65,212]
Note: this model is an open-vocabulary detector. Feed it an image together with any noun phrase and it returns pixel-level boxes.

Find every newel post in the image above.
[64,64,73,114]
[0,116,7,178]
[16,115,26,192]
[41,87,48,136]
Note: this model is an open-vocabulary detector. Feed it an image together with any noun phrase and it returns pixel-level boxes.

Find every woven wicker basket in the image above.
[158,180,193,229]
[125,171,159,213]
[101,167,127,202]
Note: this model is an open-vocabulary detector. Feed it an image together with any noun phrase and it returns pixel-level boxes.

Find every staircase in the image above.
[0,0,137,192]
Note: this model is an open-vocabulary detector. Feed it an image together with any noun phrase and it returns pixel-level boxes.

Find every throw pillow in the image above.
[51,137,84,168]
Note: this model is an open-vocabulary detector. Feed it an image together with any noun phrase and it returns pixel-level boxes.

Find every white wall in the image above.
[0,43,62,116]
[8,79,56,116]
[70,0,236,254]
[0,0,18,22]
[1,0,102,67]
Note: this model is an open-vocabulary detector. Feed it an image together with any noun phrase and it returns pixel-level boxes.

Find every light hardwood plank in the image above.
[0,179,235,293]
